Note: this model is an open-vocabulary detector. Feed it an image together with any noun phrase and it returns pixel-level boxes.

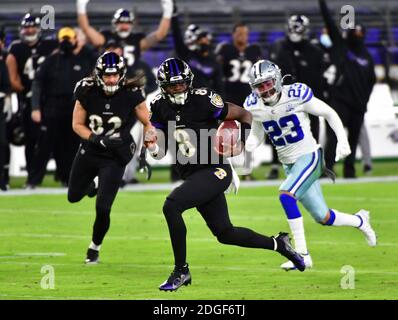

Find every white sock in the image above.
[332,209,362,227]
[287,217,308,254]
[89,241,101,251]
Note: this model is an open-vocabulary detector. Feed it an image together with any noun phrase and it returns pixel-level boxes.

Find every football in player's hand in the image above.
[214,120,240,155]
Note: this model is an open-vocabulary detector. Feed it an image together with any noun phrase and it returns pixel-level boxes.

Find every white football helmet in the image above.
[248,60,283,105]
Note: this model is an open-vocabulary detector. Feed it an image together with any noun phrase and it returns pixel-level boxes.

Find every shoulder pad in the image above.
[243,92,259,109]
[74,77,95,95]
[214,41,228,55]
[286,83,313,103]
[192,88,210,96]
[150,93,164,106]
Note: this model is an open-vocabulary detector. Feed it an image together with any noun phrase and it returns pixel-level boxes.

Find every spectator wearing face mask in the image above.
[319,0,376,178]
[27,27,97,188]
[265,14,327,180]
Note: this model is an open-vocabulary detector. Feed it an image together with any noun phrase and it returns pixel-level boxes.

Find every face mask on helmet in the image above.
[249,60,283,106]
[19,14,41,44]
[157,58,194,105]
[20,27,40,43]
[253,79,280,105]
[112,9,134,38]
[115,23,133,39]
[95,53,127,95]
[287,15,309,43]
[163,81,190,105]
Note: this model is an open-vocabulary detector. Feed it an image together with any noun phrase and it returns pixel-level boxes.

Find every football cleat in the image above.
[273,232,305,272]
[85,248,99,264]
[356,210,377,247]
[159,264,192,292]
[281,253,313,271]
[266,167,279,180]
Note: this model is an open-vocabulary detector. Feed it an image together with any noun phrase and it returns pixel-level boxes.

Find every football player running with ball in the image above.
[146,58,306,292]
[244,60,377,271]
[68,52,155,264]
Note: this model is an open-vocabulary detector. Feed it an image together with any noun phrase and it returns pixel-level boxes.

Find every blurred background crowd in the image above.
[1,0,398,191]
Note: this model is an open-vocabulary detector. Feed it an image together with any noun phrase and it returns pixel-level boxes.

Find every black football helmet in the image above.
[19,13,41,43]
[112,8,134,39]
[157,58,194,105]
[95,52,127,95]
[287,15,309,42]
[184,24,211,51]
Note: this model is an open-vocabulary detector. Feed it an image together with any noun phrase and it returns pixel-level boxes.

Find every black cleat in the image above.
[159,264,192,291]
[274,232,305,272]
[85,248,99,264]
[266,167,279,180]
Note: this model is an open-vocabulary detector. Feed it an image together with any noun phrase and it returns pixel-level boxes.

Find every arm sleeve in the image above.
[303,96,347,142]
[245,119,265,152]
[171,15,190,60]
[207,91,229,120]
[319,0,345,51]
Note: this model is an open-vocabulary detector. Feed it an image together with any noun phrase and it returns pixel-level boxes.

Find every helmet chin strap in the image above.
[262,92,281,106]
[168,92,188,105]
[288,33,303,43]
[23,33,39,43]
[117,30,131,39]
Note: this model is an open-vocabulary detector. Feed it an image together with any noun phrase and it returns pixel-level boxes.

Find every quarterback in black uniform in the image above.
[77,0,173,68]
[68,52,154,264]
[6,13,58,180]
[215,23,262,105]
[146,58,305,291]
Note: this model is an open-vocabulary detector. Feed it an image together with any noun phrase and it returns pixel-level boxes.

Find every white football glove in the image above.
[335,140,351,162]
[161,0,174,19]
[77,0,90,14]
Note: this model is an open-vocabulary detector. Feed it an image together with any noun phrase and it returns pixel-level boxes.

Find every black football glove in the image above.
[89,133,123,149]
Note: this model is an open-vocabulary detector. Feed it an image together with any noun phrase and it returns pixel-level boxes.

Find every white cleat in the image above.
[356,209,377,247]
[281,253,313,271]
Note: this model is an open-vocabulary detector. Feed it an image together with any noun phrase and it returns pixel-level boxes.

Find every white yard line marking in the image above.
[1,176,398,196]
[0,261,397,276]
[0,232,396,247]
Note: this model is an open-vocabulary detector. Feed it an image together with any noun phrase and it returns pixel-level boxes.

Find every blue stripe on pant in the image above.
[279,149,329,222]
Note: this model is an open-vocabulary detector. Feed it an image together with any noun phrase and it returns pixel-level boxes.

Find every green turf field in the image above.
[0,181,397,300]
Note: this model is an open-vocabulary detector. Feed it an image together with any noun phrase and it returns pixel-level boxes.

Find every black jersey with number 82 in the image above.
[74,77,145,164]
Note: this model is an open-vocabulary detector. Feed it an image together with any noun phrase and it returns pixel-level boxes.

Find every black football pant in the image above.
[0,105,7,188]
[27,113,79,186]
[162,164,275,268]
[20,98,39,177]
[67,148,125,246]
[325,100,365,178]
